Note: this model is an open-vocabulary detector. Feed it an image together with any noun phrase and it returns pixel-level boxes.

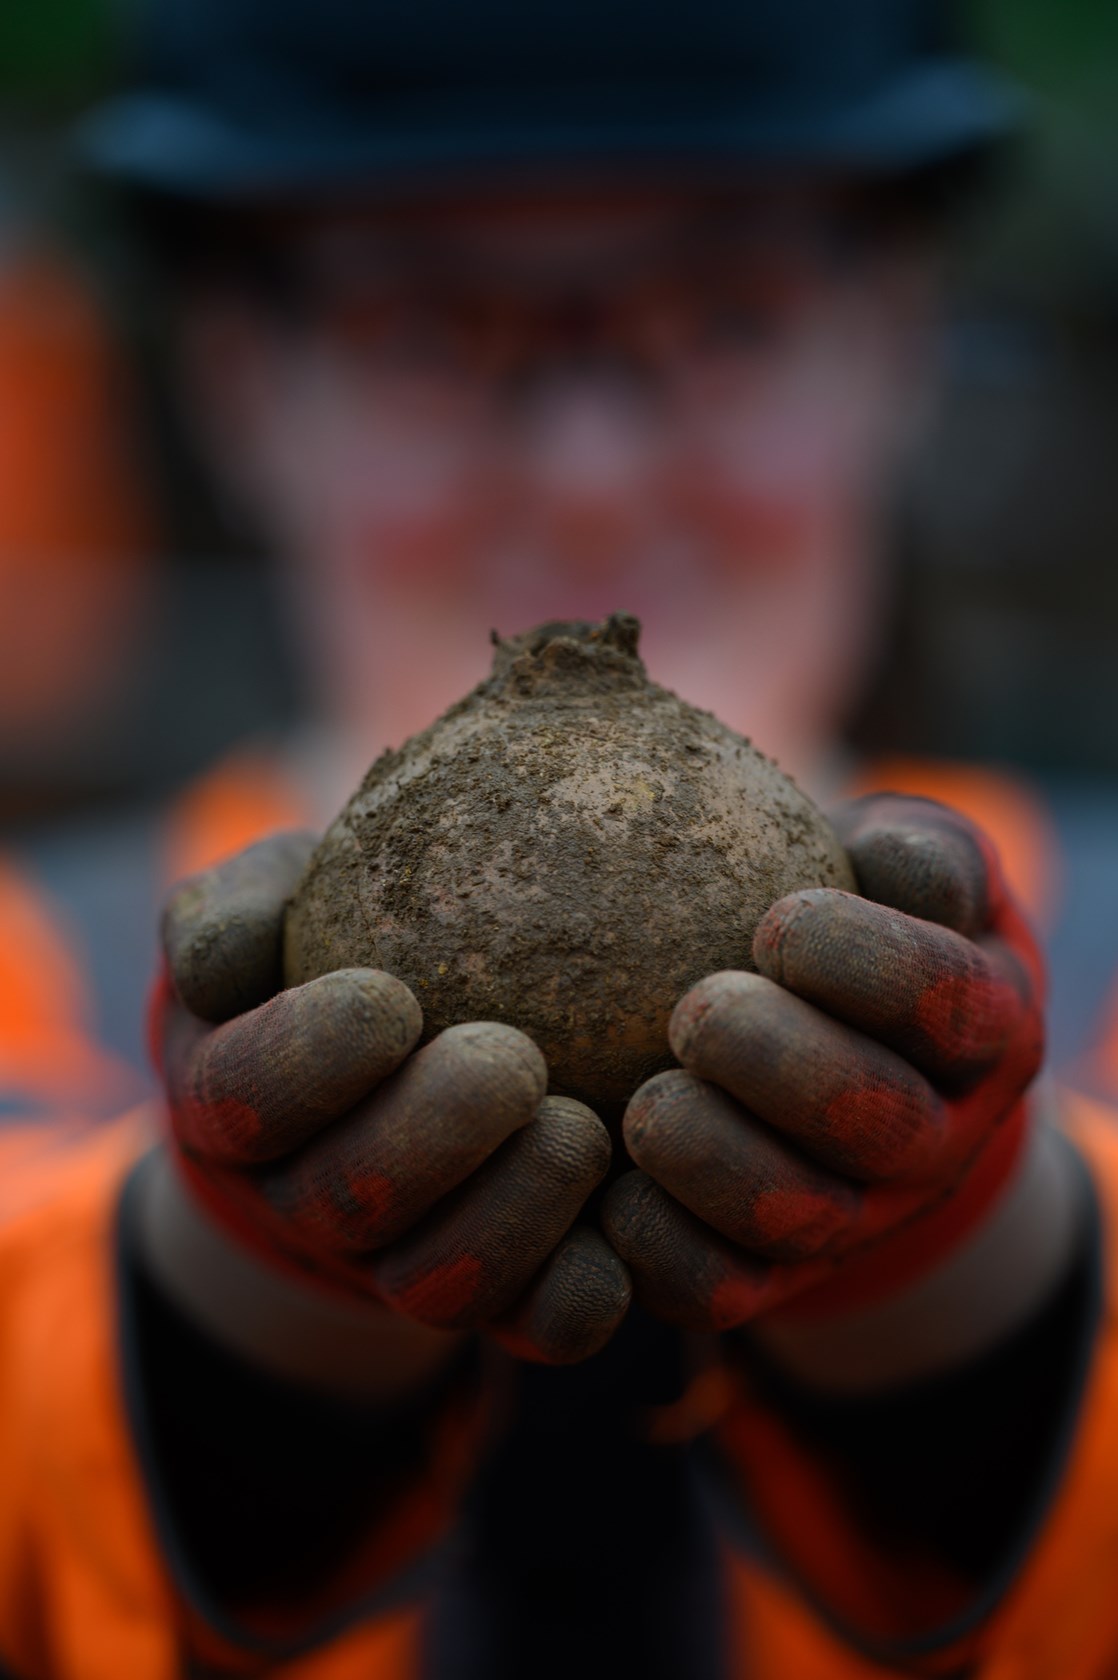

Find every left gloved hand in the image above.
[603,793,1046,1330]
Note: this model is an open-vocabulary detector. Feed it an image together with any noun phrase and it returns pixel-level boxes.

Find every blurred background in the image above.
[1,0,1116,1093]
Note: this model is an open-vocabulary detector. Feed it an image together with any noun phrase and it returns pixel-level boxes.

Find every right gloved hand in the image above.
[150,831,630,1364]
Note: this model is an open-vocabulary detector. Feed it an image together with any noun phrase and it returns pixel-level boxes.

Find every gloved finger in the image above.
[668,972,944,1181]
[667,961,1039,1205]
[162,970,423,1164]
[371,1097,611,1329]
[258,1022,547,1253]
[829,794,993,938]
[623,1070,860,1259]
[752,889,1035,1085]
[602,1171,802,1330]
[489,1227,632,1364]
[829,793,1046,997]
[600,1169,944,1332]
[607,1089,1032,1332]
[632,1060,1030,1264]
[162,830,319,1022]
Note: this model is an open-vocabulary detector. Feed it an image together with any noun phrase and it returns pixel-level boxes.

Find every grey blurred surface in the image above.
[0,553,302,825]
[1041,775,1118,1072]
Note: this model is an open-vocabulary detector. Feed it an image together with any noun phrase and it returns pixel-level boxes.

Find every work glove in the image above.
[150,831,630,1364]
[603,794,1046,1329]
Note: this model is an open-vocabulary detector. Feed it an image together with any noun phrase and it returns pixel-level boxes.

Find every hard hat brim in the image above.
[77,58,1024,201]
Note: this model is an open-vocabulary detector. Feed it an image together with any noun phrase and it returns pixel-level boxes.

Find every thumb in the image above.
[162,830,318,1023]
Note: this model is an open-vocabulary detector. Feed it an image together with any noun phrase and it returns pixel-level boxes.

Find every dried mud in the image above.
[284,615,855,1120]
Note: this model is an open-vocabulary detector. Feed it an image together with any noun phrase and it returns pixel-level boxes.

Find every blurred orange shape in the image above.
[0,246,150,737]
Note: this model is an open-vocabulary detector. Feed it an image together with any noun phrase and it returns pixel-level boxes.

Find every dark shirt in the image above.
[120,1166,1096,1680]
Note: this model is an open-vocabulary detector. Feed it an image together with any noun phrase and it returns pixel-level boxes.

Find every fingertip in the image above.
[622,1069,701,1160]
[332,968,425,1056]
[849,826,990,937]
[668,972,725,1062]
[829,792,965,850]
[830,795,998,937]
[436,1021,548,1109]
[751,888,832,982]
[278,967,426,1074]
[163,830,320,1022]
[491,1229,632,1364]
[535,1095,613,1188]
[668,970,766,1066]
[601,1168,662,1255]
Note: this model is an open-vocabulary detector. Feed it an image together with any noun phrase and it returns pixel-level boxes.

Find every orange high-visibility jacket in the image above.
[0,1097,1116,1680]
[1,749,1116,1679]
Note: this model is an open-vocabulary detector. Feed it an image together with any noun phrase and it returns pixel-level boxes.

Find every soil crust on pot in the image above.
[284,614,855,1119]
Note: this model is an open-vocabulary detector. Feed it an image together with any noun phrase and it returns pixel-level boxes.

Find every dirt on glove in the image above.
[284,614,854,1120]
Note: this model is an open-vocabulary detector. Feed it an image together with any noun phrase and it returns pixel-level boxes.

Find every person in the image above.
[1,2,1116,1677]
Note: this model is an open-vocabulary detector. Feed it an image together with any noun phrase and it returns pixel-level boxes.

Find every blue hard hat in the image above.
[78,0,1023,200]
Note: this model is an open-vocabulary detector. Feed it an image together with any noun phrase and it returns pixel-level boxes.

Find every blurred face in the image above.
[185,184,936,790]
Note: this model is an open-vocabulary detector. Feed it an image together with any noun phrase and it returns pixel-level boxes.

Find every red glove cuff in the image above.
[170,1138,383,1303]
[151,965,381,1303]
[769,1101,1030,1321]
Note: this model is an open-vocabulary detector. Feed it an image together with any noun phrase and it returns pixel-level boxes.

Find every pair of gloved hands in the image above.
[150,793,1045,1366]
